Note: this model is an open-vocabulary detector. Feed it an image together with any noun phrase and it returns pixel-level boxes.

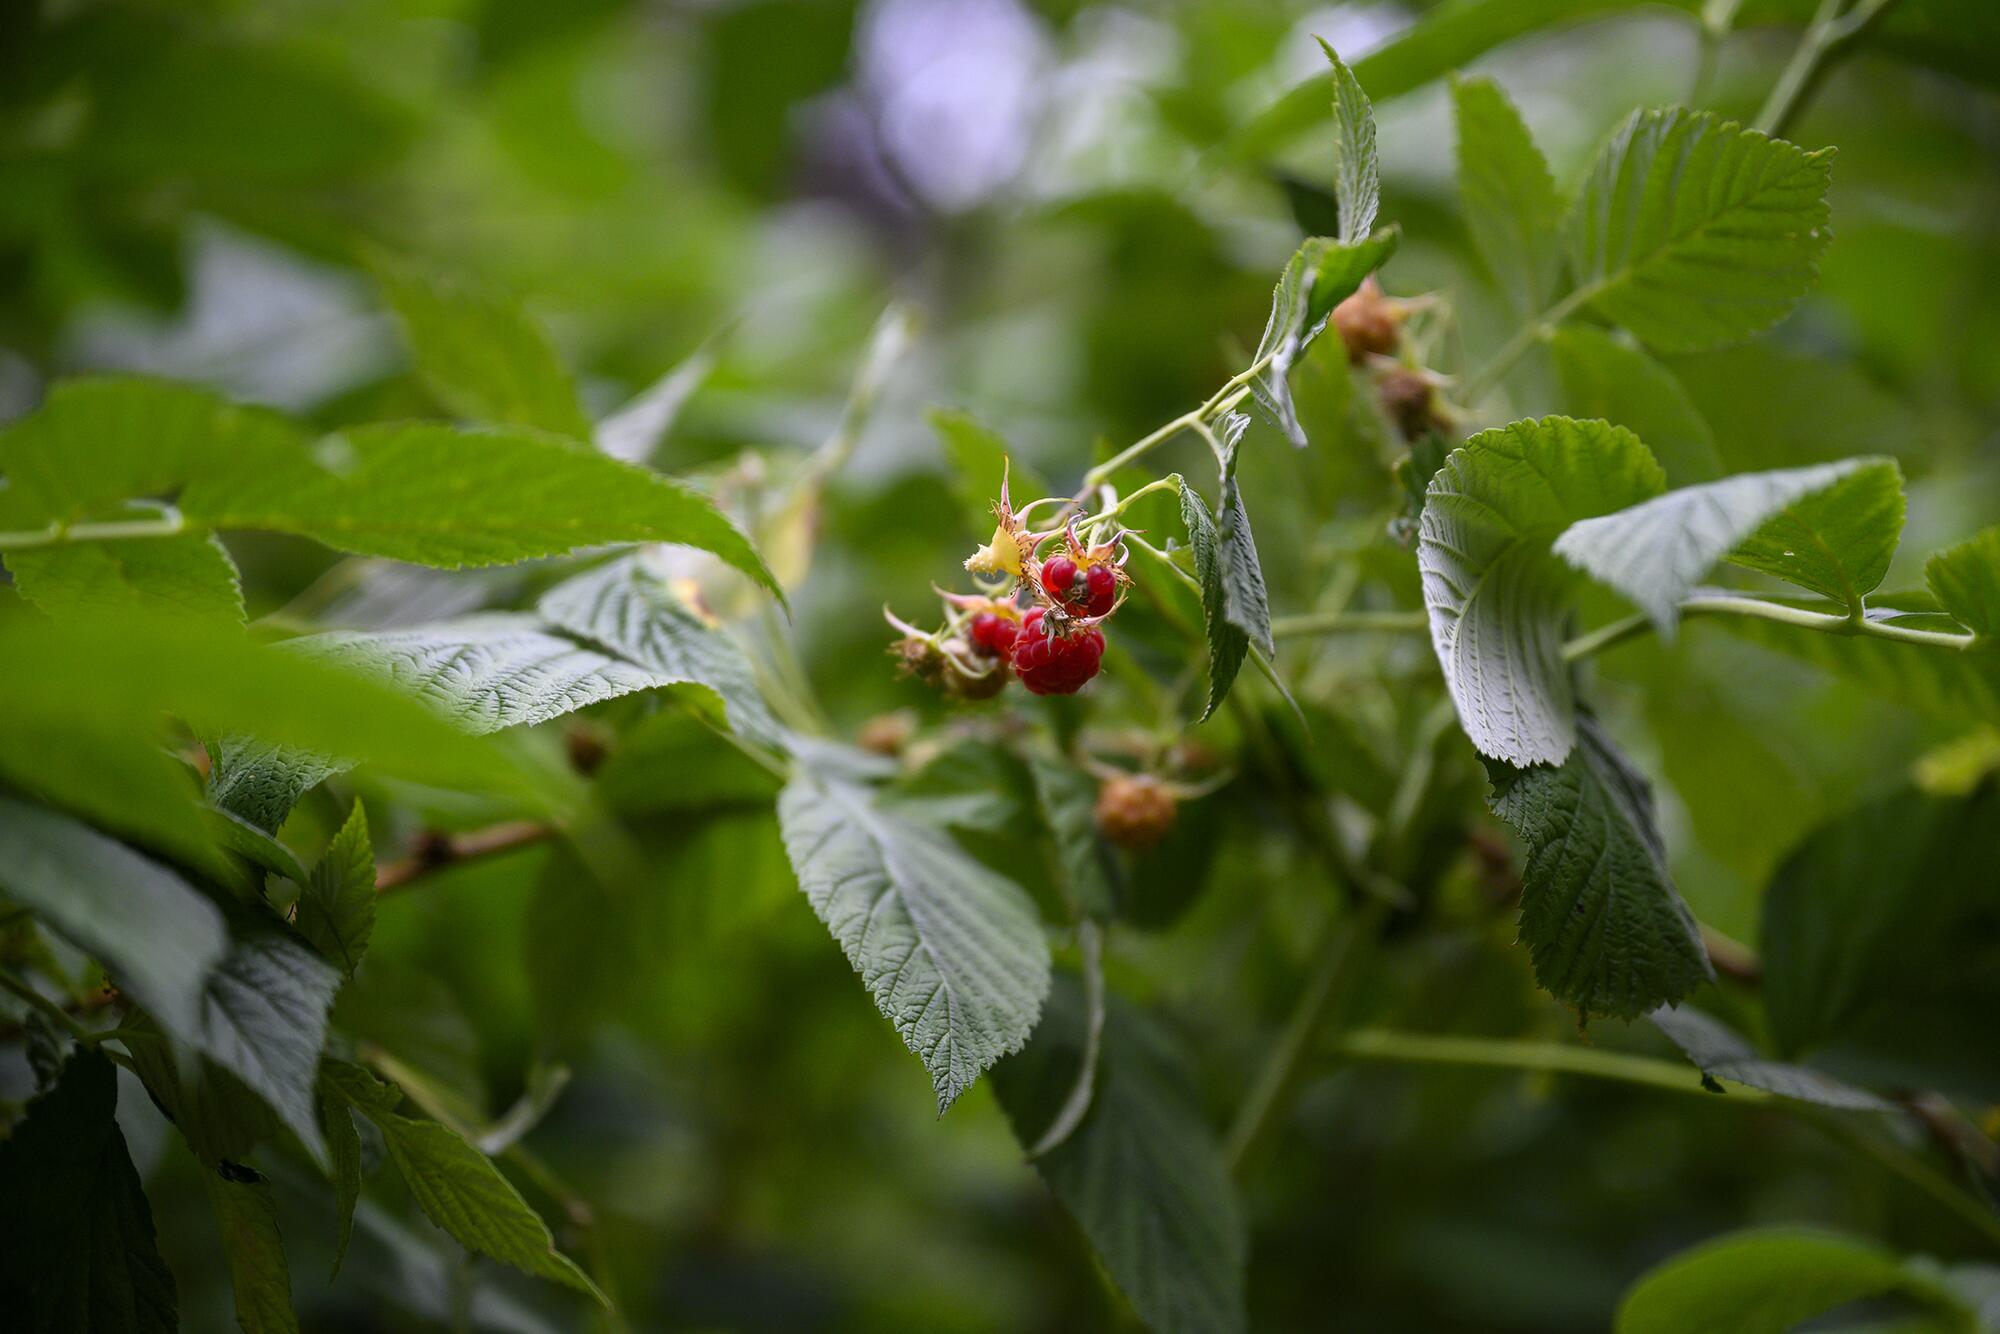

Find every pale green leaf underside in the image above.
[0,796,228,1041]
[1571,108,1833,353]
[1615,1228,1965,1334]
[1452,74,1562,315]
[1420,416,1664,766]
[994,978,1247,1334]
[1486,717,1711,1021]
[777,771,1050,1112]
[179,420,778,598]
[191,930,342,1168]
[1554,458,1896,634]
[1545,325,1721,484]
[1249,229,1398,446]
[1927,525,2000,638]
[1647,1005,1888,1111]
[1317,39,1379,244]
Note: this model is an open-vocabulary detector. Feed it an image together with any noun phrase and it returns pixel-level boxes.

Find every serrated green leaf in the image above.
[1249,229,1398,445]
[0,375,306,525]
[317,1078,363,1278]
[777,769,1050,1112]
[1316,39,1378,244]
[1178,477,1247,722]
[930,409,1051,541]
[3,521,244,623]
[297,801,375,974]
[0,1050,179,1334]
[1486,717,1712,1020]
[1025,752,1116,920]
[206,808,310,887]
[1647,1005,1889,1111]
[1545,326,1721,484]
[1420,416,1665,765]
[1554,458,1895,634]
[1927,526,2000,638]
[1615,1228,1969,1334]
[350,1103,603,1302]
[201,1170,300,1334]
[1702,605,2000,727]
[994,976,1247,1334]
[1451,74,1562,315]
[1728,461,1904,608]
[1762,784,2000,1096]
[374,257,592,439]
[1569,109,1833,353]
[179,421,779,598]
[538,552,787,750]
[0,796,228,1040]
[192,928,342,1168]
[1214,422,1273,660]
[122,1023,276,1169]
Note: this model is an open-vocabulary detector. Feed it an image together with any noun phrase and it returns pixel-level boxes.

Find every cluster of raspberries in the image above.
[888,471,1129,698]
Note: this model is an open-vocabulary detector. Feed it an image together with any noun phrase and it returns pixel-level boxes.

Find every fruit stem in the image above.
[1078,352,1275,496]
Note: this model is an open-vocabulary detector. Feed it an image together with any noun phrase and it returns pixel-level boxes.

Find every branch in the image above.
[374,821,557,895]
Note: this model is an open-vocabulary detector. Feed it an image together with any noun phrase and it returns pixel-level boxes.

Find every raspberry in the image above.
[1041,557,1118,617]
[1332,276,1401,363]
[969,610,1021,657]
[892,634,947,684]
[1095,774,1176,849]
[1010,608,1105,696]
[1378,368,1442,442]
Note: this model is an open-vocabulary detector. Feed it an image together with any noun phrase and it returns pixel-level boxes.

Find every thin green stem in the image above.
[0,513,188,550]
[1271,608,1429,638]
[1564,595,1977,663]
[1093,476,1183,526]
[1332,1028,1762,1100]
[1079,352,1274,495]
[0,971,96,1042]
[1754,0,1898,137]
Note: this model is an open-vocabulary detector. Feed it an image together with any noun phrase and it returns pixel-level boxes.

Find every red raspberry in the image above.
[1081,563,1117,617]
[1041,557,1118,617]
[969,610,1020,657]
[1010,608,1105,696]
[1041,556,1081,609]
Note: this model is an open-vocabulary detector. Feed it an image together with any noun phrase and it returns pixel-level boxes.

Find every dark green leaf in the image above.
[1927,526,2000,638]
[1729,461,1904,609]
[1214,420,1273,660]
[1647,1005,1889,1111]
[1451,74,1562,315]
[0,1050,178,1333]
[374,256,592,439]
[777,769,1051,1112]
[192,928,342,1168]
[318,1077,364,1278]
[1025,752,1117,920]
[123,1024,276,1169]
[1545,326,1721,484]
[994,977,1247,1334]
[1486,717,1712,1020]
[201,1170,300,1334]
[0,795,228,1040]
[296,800,375,974]
[179,421,779,597]
[1569,109,1834,353]
[1420,416,1664,765]
[1178,477,1247,722]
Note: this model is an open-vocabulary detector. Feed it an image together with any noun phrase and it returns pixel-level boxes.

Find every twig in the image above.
[374,822,558,894]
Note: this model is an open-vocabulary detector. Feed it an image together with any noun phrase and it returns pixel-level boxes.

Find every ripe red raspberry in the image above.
[1094,774,1177,850]
[969,610,1020,657]
[1010,608,1105,696]
[1041,557,1118,617]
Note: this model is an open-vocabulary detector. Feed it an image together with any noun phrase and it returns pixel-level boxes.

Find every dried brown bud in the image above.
[1095,773,1177,850]
[1378,367,1443,442]
[1331,277,1401,363]
[892,635,947,685]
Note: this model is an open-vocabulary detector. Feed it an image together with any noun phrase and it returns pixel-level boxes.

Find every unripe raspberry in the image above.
[1010,608,1105,696]
[1094,774,1176,850]
[1331,276,1401,363]
[1378,367,1443,442]
[892,634,947,685]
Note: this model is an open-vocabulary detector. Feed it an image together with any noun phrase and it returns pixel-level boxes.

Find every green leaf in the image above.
[1450,75,1562,315]
[930,409,1051,541]
[1420,416,1664,765]
[1553,458,1897,634]
[1545,326,1721,484]
[1728,461,1904,608]
[192,928,342,1168]
[200,1171,300,1334]
[317,1076,364,1278]
[1214,419,1273,660]
[3,522,245,623]
[344,1098,604,1302]
[1025,752,1117,920]
[179,421,779,597]
[122,1024,275,1169]
[994,977,1247,1334]
[1704,607,2000,729]
[0,1050,179,1334]
[1316,39,1378,244]
[0,375,305,525]
[1249,229,1399,446]
[1486,717,1712,1020]
[1761,784,2000,1096]
[537,553,787,751]
[1647,1005,1889,1111]
[1615,1228,1968,1334]
[296,801,375,974]
[0,795,228,1040]
[206,808,310,887]
[373,257,592,439]
[777,768,1051,1111]
[1569,109,1834,353]
[1927,526,2000,638]
[1178,477,1247,722]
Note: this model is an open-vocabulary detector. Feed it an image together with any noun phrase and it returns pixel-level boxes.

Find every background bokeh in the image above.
[3,1,1998,1330]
